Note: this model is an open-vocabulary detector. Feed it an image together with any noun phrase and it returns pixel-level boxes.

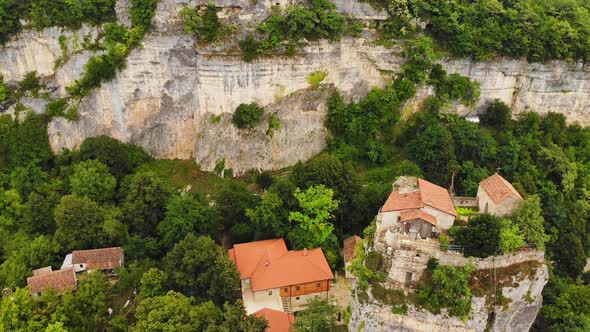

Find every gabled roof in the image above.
[27,267,77,294]
[229,238,334,292]
[343,235,362,262]
[400,210,437,226]
[253,308,295,332]
[71,247,124,270]
[382,178,457,217]
[479,173,523,204]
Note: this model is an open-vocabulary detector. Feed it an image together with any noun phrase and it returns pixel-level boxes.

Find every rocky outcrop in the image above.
[1,0,589,172]
[348,253,549,332]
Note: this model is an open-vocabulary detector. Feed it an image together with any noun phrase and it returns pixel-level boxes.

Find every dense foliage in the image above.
[416,263,473,319]
[180,4,222,43]
[0,0,115,44]
[239,0,361,61]
[232,103,264,129]
[376,0,590,61]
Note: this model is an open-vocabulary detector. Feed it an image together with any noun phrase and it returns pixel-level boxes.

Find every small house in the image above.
[27,267,77,297]
[477,173,523,217]
[379,177,457,238]
[61,247,124,276]
[229,238,334,314]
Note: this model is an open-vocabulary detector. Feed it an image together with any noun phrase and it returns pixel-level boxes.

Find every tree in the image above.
[70,159,117,202]
[246,192,290,238]
[140,268,168,298]
[511,195,549,249]
[0,235,60,288]
[215,181,260,233]
[498,218,525,254]
[158,193,223,249]
[179,4,222,43]
[53,272,111,331]
[292,298,339,331]
[0,287,35,331]
[408,122,457,186]
[553,232,586,279]
[541,280,590,331]
[453,214,502,258]
[132,291,223,332]
[163,234,240,305]
[288,185,339,249]
[416,264,473,319]
[480,99,511,129]
[79,136,151,180]
[9,163,49,198]
[54,195,106,252]
[456,161,489,196]
[232,103,264,129]
[122,172,172,236]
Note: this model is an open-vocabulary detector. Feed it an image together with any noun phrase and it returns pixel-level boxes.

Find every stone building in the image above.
[229,238,334,314]
[378,177,457,239]
[27,267,77,297]
[477,173,523,217]
[61,247,124,276]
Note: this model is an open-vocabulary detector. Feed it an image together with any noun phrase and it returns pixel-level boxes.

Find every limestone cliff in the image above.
[348,252,549,332]
[1,0,589,173]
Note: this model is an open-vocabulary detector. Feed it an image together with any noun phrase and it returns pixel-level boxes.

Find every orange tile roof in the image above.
[230,238,334,291]
[400,210,437,226]
[382,191,423,212]
[381,178,457,216]
[479,173,523,204]
[253,308,295,332]
[27,267,77,295]
[72,247,124,270]
[343,235,362,262]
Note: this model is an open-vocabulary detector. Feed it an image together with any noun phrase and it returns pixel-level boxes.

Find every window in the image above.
[296,297,300,301]
[295,286,300,291]
[268,290,272,295]
[79,264,83,268]
[316,282,321,288]
[405,272,413,285]
[284,287,288,292]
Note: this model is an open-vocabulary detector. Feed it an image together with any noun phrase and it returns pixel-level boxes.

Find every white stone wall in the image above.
[477,187,522,217]
[422,206,455,230]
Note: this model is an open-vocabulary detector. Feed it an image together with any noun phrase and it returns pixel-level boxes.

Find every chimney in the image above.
[303,248,308,256]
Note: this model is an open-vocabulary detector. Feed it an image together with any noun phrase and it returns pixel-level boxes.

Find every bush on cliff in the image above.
[232,103,264,129]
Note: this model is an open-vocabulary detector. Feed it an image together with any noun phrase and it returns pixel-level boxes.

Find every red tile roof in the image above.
[27,267,77,295]
[253,308,296,332]
[343,235,362,262]
[400,210,437,226]
[479,173,523,204]
[382,178,457,216]
[229,238,334,291]
[72,247,124,270]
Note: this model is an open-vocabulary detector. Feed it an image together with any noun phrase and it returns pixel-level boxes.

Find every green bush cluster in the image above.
[180,4,222,43]
[239,0,361,61]
[416,264,473,319]
[0,0,115,44]
[378,0,590,62]
[67,0,157,99]
[232,103,264,129]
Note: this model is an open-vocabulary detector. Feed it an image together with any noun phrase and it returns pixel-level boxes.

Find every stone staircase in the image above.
[281,297,292,313]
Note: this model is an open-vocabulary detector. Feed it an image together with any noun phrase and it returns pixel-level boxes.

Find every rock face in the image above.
[1,0,589,172]
[348,252,549,332]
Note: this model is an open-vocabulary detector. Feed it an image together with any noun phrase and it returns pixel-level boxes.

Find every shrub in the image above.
[214,159,225,175]
[0,75,7,102]
[416,264,473,319]
[255,171,274,189]
[266,114,281,136]
[480,99,511,129]
[19,71,41,95]
[232,103,264,129]
[180,4,222,43]
[239,35,260,62]
[365,251,383,272]
[130,0,158,30]
[426,257,439,271]
[45,98,69,117]
[307,70,328,89]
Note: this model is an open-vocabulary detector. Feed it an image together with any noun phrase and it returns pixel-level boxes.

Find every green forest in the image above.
[0,0,590,330]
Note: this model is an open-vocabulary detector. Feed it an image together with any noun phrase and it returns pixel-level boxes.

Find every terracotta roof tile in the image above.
[343,235,361,262]
[27,267,77,295]
[479,173,523,204]
[72,247,124,270]
[253,308,295,332]
[230,239,334,291]
[418,179,457,216]
[382,178,456,217]
[382,191,423,212]
[400,210,437,226]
